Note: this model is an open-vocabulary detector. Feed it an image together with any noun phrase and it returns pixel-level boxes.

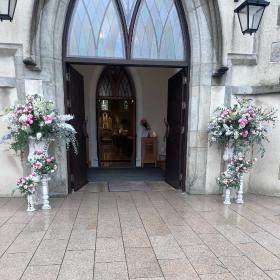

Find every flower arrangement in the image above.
[217,155,256,190]
[30,150,57,177]
[208,97,277,198]
[14,174,38,195]
[0,94,78,153]
[228,155,256,174]
[208,98,277,157]
[140,119,151,131]
[217,170,240,190]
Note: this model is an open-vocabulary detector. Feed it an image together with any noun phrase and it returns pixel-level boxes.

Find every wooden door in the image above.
[165,69,188,190]
[67,65,88,192]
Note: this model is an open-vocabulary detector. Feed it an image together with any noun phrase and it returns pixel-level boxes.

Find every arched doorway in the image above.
[28,0,224,195]
[96,66,136,168]
[64,0,190,192]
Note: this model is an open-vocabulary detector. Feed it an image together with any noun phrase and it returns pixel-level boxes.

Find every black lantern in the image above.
[0,0,17,21]
[234,0,270,35]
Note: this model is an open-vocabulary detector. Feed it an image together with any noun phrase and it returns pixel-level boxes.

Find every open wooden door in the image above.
[66,65,88,192]
[165,69,188,191]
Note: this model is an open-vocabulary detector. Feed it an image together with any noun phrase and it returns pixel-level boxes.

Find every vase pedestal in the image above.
[236,174,244,204]
[223,189,231,205]
[41,176,51,210]
[223,146,234,162]
[27,194,36,212]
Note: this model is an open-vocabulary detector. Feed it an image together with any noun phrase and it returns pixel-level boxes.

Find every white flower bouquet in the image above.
[0,94,78,153]
[14,174,38,195]
[208,98,277,157]
[30,150,58,177]
[217,155,256,190]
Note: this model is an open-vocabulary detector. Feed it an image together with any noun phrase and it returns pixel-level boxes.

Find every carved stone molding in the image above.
[228,53,258,66]
[24,0,49,71]
[232,85,280,95]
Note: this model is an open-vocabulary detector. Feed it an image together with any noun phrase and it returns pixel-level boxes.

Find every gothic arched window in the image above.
[66,0,188,62]
[97,66,134,99]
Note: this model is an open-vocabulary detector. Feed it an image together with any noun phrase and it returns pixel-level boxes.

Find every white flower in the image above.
[57,114,74,122]
[225,130,232,136]
[223,124,229,130]
[19,115,27,123]
[36,132,42,140]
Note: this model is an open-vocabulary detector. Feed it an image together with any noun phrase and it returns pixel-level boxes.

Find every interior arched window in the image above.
[97,66,134,98]
[66,0,187,61]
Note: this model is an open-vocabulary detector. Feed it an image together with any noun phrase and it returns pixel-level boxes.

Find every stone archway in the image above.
[23,0,225,195]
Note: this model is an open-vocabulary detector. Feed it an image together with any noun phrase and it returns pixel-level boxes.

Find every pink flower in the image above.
[34,161,43,169]
[238,118,248,128]
[43,115,54,125]
[34,149,42,155]
[221,109,231,119]
[242,113,251,119]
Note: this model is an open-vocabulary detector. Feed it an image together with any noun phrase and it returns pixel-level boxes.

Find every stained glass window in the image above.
[97,67,133,98]
[120,0,137,27]
[132,0,185,60]
[67,0,125,58]
[66,0,186,61]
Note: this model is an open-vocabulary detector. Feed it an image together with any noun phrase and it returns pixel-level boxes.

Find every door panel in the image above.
[165,69,188,190]
[67,65,88,192]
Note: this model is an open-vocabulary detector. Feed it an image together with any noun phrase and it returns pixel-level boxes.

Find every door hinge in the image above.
[183,76,188,85]
[66,72,71,82]
[181,126,185,134]
[182,101,186,110]
[179,173,183,181]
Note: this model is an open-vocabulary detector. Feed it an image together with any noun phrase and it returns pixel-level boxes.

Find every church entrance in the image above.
[63,0,190,193]
[66,63,188,192]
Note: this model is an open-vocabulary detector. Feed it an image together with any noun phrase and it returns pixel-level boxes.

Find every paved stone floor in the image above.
[1,182,280,279]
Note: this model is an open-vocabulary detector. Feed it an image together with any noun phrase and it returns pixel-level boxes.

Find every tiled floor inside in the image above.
[1,181,280,279]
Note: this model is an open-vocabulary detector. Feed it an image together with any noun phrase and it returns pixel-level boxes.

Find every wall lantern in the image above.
[0,0,17,21]
[234,0,270,35]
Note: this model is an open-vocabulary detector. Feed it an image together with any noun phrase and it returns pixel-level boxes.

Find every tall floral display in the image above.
[1,94,77,153]
[1,94,78,211]
[208,98,277,204]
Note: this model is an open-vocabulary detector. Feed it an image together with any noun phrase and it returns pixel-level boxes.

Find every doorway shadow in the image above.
[88,167,165,182]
